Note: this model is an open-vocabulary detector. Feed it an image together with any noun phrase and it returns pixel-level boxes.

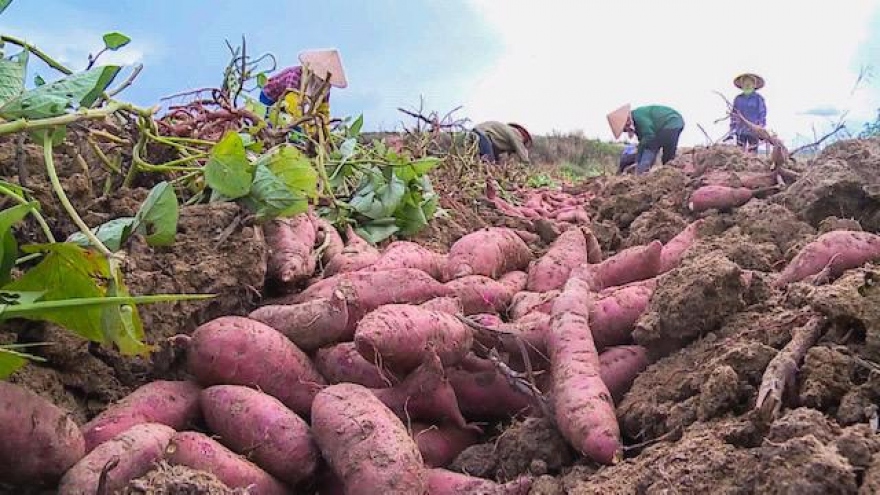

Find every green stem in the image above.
[0,103,132,136]
[0,185,55,243]
[41,131,113,258]
[0,35,73,75]
[0,293,216,319]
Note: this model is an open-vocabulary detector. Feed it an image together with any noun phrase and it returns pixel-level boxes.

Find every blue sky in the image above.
[3,0,880,147]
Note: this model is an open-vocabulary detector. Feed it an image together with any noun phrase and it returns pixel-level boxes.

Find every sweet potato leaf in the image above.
[102,32,131,50]
[241,164,305,220]
[0,49,27,107]
[204,131,253,199]
[133,181,178,246]
[256,145,318,199]
[0,65,121,119]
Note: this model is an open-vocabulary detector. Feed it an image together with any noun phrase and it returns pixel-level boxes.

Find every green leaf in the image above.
[0,49,27,107]
[256,73,268,88]
[0,65,121,119]
[33,74,45,86]
[256,145,318,198]
[3,243,150,355]
[347,114,364,138]
[350,173,406,220]
[0,230,17,286]
[204,132,253,199]
[28,126,66,147]
[102,32,131,50]
[241,164,305,220]
[0,347,30,379]
[133,181,178,246]
[357,218,400,244]
[0,0,12,16]
[0,201,35,234]
[0,290,45,305]
[66,217,136,252]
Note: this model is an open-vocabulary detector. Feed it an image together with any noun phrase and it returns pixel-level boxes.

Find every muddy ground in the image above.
[2,134,880,494]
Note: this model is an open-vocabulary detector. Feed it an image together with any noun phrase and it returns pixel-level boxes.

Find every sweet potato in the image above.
[0,381,85,485]
[527,227,589,292]
[499,270,528,294]
[590,283,655,351]
[315,341,401,388]
[447,367,536,419]
[687,185,755,213]
[371,350,473,431]
[597,277,657,297]
[249,286,351,352]
[184,316,326,416]
[508,290,559,320]
[265,214,317,288]
[355,304,473,373]
[314,217,345,266]
[59,423,174,495]
[165,431,289,495]
[554,207,590,225]
[324,225,381,276]
[419,296,464,314]
[363,241,447,280]
[81,379,201,453]
[446,275,514,315]
[290,268,452,320]
[774,230,880,287]
[598,345,650,402]
[547,277,622,464]
[444,227,534,280]
[427,469,533,495]
[311,383,428,495]
[571,240,662,291]
[201,385,318,485]
[660,219,703,273]
[411,423,479,468]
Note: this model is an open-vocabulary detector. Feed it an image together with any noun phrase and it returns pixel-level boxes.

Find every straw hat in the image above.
[733,73,764,90]
[508,123,532,145]
[298,49,348,88]
[607,104,631,139]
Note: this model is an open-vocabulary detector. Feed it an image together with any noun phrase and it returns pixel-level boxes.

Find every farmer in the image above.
[473,121,533,164]
[607,104,685,174]
[726,72,767,153]
[618,141,638,174]
[258,49,347,136]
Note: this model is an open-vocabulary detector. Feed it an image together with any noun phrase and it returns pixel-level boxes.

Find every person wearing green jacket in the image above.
[607,104,685,174]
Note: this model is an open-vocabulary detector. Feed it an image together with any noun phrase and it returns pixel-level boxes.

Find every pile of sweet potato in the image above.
[6,179,880,494]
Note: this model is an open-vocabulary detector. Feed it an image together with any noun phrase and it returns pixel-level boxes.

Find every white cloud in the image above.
[464,0,880,146]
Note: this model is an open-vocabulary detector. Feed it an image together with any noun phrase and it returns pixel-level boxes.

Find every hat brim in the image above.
[607,104,631,139]
[299,49,348,88]
[734,73,764,90]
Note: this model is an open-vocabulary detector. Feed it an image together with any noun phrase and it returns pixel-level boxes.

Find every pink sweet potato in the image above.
[363,241,447,280]
[411,423,479,468]
[446,275,514,315]
[499,270,528,294]
[774,230,880,287]
[444,227,534,281]
[0,382,85,485]
[599,345,650,402]
[81,379,201,453]
[324,225,381,276]
[371,350,473,431]
[447,367,536,419]
[314,217,345,267]
[590,283,655,351]
[547,277,622,464]
[201,385,318,485]
[184,316,326,416]
[660,219,704,273]
[355,304,473,373]
[420,296,465,314]
[554,207,590,225]
[508,290,559,320]
[527,227,589,292]
[265,214,317,287]
[315,342,400,388]
[427,469,533,495]
[59,423,174,494]
[571,240,662,291]
[249,286,351,352]
[311,383,428,495]
[687,185,755,213]
[165,431,288,495]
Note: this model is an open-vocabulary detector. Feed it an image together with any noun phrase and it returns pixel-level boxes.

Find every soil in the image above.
[4,127,880,494]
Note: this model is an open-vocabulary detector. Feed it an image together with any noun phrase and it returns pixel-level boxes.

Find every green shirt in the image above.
[631,105,684,152]
[475,121,530,163]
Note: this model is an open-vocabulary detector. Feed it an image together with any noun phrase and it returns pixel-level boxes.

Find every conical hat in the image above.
[607,104,631,139]
[298,49,348,88]
[734,73,764,90]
